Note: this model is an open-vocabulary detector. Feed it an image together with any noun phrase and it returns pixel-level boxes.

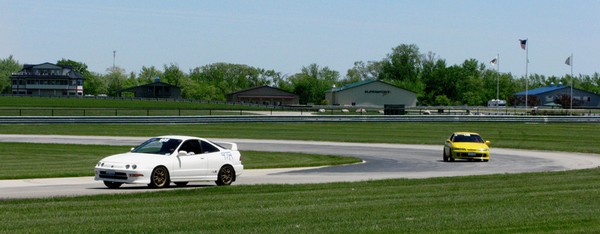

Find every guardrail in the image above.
[1,115,599,124]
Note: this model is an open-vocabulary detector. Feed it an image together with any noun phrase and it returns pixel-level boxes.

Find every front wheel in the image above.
[103,181,123,189]
[443,149,449,162]
[148,166,170,188]
[215,165,235,186]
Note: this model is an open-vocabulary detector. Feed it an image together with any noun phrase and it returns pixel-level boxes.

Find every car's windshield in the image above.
[453,134,484,143]
[131,138,182,155]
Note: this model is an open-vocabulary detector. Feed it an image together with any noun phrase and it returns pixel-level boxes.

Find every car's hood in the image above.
[452,142,489,150]
[101,152,168,164]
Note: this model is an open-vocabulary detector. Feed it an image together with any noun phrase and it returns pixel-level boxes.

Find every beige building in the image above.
[325,80,417,107]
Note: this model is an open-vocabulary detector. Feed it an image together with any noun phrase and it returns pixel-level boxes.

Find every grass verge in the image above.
[1,168,599,233]
[2,122,600,153]
[0,143,360,180]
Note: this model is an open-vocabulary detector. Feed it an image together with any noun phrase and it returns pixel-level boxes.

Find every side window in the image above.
[201,141,220,154]
[179,140,202,155]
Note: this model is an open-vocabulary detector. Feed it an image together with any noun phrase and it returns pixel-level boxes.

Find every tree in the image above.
[0,55,21,93]
[379,44,423,93]
[162,63,185,87]
[289,64,339,105]
[138,66,163,84]
[105,66,127,97]
[83,72,107,96]
[344,61,381,84]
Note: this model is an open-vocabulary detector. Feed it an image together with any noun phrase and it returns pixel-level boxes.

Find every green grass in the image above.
[0,96,268,109]
[1,168,599,233]
[2,122,600,153]
[0,143,360,180]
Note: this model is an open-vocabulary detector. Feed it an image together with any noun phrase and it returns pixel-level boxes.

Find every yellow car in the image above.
[443,132,490,162]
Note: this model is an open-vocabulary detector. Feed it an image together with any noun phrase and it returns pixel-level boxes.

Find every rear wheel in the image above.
[148,166,170,188]
[103,181,123,189]
[215,165,235,186]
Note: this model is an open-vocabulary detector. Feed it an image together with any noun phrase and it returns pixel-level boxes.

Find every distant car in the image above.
[443,132,490,162]
[95,136,243,188]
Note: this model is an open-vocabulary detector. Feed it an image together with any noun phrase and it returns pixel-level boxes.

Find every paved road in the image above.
[1,134,600,199]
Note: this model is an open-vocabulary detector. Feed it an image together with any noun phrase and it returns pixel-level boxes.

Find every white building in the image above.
[325,80,417,107]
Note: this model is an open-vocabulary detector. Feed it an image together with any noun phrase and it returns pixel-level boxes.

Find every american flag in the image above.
[519,39,527,50]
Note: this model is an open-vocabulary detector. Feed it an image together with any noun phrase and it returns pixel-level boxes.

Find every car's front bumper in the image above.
[94,167,152,184]
[450,150,490,160]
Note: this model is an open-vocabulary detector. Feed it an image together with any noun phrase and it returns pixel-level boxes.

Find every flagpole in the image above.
[525,40,529,115]
[570,53,573,114]
[496,53,500,113]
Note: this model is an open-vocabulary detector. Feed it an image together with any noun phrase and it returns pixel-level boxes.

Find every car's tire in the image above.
[103,181,123,189]
[215,165,235,186]
[175,182,189,187]
[443,150,448,162]
[148,166,170,188]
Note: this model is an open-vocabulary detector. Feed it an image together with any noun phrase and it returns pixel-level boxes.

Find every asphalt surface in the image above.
[1,134,600,199]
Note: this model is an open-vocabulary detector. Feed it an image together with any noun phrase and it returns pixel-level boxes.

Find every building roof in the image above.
[121,81,180,92]
[13,62,83,79]
[514,85,569,96]
[326,79,415,94]
[227,85,296,96]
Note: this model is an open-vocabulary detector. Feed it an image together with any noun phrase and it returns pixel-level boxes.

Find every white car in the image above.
[95,135,243,189]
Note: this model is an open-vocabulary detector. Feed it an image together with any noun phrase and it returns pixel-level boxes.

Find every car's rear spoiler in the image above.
[213,141,238,151]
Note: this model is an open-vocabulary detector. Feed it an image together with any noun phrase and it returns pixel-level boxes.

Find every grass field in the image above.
[2,122,600,153]
[0,142,360,180]
[1,117,600,232]
[1,168,599,233]
[0,96,269,109]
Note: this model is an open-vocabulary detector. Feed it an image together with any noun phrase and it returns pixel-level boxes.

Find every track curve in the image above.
[1,134,599,199]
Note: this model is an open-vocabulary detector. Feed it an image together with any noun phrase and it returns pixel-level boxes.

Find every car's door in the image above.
[171,139,208,180]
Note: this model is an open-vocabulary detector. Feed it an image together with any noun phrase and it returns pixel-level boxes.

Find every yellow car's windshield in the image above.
[453,135,484,143]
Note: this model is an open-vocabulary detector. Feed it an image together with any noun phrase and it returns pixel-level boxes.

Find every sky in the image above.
[1,0,599,79]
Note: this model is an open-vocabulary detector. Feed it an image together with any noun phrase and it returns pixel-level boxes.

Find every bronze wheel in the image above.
[215,165,235,186]
[148,166,170,188]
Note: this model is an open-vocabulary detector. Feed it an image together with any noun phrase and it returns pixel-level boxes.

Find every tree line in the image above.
[2,44,599,106]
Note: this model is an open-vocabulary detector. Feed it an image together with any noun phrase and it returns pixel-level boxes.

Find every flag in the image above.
[519,39,527,50]
[490,57,497,65]
[565,56,571,66]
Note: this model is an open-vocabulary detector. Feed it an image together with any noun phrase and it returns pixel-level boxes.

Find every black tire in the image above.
[443,150,448,162]
[103,181,123,189]
[215,165,235,186]
[148,166,170,188]
[175,182,189,187]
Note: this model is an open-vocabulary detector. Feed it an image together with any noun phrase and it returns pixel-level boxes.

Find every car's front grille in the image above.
[99,171,128,180]
[457,153,486,157]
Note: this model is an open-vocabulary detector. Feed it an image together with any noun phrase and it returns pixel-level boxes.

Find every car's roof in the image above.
[453,132,480,136]
[155,135,206,141]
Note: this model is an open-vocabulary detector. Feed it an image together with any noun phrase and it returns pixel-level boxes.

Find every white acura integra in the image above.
[95,135,243,189]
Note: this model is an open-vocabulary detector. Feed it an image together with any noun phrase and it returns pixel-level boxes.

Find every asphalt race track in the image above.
[1,134,600,199]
